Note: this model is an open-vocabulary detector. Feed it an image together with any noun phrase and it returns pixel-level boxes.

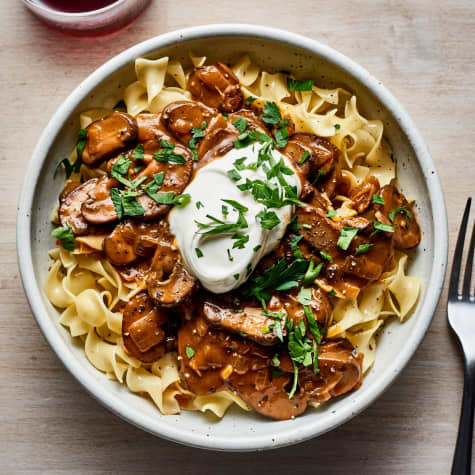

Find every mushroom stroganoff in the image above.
[46,54,422,420]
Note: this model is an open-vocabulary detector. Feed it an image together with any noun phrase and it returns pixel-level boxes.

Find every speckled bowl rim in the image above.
[16,24,448,452]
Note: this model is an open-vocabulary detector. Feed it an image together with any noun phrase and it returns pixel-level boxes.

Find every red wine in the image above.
[32,0,120,13]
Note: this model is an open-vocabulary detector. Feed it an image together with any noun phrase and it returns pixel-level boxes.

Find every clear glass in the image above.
[23,0,151,36]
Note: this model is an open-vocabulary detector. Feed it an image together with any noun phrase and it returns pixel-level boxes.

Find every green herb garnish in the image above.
[337,227,358,251]
[51,223,75,251]
[286,77,314,91]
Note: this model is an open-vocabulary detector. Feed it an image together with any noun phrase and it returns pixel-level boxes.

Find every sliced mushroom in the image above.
[299,339,363,403]
[375,184,422,250]
[196,114,239,165]
[81,176,120,224]
[122,292,169,362]
[283,133,339,185]
[147,232,197,307]
[202,298,284,346]
[136,113,173,142]
[188,62,243,113]
[104,220,162,266]
[161,100,216,145]
[58,178,99,235]
[343,234,394,281]
[82,112,138,166]
[59,181,81,203]
[350,176,380,213]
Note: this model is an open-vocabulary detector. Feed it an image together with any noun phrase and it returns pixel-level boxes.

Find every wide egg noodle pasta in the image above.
[46,54,421,418]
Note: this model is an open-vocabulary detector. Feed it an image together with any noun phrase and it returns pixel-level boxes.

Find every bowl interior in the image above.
[25,30,444,451]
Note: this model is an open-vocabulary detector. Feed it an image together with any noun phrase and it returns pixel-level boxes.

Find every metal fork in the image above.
[449,197,475,475]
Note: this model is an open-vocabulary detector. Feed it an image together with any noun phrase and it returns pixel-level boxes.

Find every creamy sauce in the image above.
[168,144,301,293]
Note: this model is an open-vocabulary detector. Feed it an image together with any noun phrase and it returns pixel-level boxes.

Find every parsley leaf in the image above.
[261,101,282,125]
[320,251,333,261]
[337,227,358,251]
[389,206,413,223]
[75,128,88,171]
[188,121,207,161]
[256,209,281,230]
[355,243,373,255]
[233,117,248,133]
[232,233,249,249]
[286,77,314,91]
[326,209,336,218]
[196,212,248,237]
[373,220,395,233]
[227,169,242,182]
[372,194,385,205]
[195,248,204,258]
[131,144,144,160]
[297,287,312,305]
[196,201,204,209]
[153,150,187,165]
[51,223,75,251]
[303,259,322,286]
[185,346,195,358]
[109,188,123,220]
[245,96,257,105]
[221,199,248,213]
[289,234,304,259]
[300,150,310,164]
[275,127,289,147]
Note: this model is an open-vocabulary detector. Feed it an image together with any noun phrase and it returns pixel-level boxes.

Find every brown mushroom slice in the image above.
[283,133,339,184]
[81,112,138,166]
[188,62,243,113]
[58,178,99,235]
[343,235,394,281]
[161,100,216,145]
[296,205,342,256]
[81,176,120,224]
[147,239,197,307]
[300,339,363,403]
[104,220,162,266]
[136,113,173,142]
[375,184,422,250]
[59,181,82,203]
[202,300,284,346]
[196,114,239,165]
[228,108,269,135]
[349,176,380,213]
[122,292,168,362]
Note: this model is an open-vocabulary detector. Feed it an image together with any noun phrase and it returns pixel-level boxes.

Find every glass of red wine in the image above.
[23,0,151,36]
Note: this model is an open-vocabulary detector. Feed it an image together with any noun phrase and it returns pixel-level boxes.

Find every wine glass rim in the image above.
[23,0,126,17]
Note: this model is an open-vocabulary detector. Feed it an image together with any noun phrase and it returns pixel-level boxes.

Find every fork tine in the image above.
[462,218,475,299]
[449,198,472,300]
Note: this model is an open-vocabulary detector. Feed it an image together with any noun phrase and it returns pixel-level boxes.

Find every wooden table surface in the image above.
[1,1,474,473]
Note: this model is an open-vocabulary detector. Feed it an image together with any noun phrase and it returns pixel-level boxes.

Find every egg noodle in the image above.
[45,53,420,418]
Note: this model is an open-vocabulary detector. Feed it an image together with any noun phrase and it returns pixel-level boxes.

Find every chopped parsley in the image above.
[227,169,242,182]
[334,124,341,130]
[232,233,249,249]
[303,259,322,286]
[195,211,248,237]
[256,209,281,230]
[185,346,195,359]
[373,220,395,234]
[355,243,373,255]
[372,194,385,205]
[131,144,144,160]
[253,244,262,253]
[300,150,310,164]
[196,201,204,209]
[289,234,304,259]
[221,205,229,218]
[195,248,203,258]
[153,148,187,165]
[188,121,207,160]
[233,156,248,171]
[312,169,326,185]
[286,77,314,91]
[326,209,336,218]
[389,206,413,223]
[261,101,282,125]
[232,117,248,133]
[271,354,281,367]
[75,128,88,168]
[320,251,333,261]
[227,249,233,261]
[302,223,312,230]
[233,273,240,280]
[51,223,75,251]
[297,287,312,305]
[275,127,289,147]
[337,227,358,251]
[245,96,257,105]
[221,199,248,213]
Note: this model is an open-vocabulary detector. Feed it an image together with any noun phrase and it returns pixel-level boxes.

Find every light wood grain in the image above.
[1,1,474,473]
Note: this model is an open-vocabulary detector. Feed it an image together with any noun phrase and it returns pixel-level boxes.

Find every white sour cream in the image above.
[168,144,301,293]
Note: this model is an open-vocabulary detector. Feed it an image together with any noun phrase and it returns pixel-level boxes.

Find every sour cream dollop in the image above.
[168,144,302,293]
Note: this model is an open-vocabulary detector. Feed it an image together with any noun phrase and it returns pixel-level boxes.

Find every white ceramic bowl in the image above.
[17,24,448,451]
